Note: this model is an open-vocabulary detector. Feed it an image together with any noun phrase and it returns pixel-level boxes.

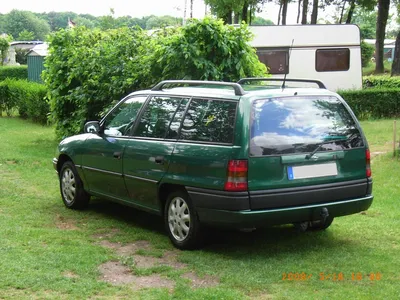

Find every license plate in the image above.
[287,162,338,180]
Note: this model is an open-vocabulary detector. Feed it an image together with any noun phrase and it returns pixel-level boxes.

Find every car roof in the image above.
[127,86,339,101]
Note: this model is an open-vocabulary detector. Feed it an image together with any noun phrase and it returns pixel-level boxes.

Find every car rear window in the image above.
[250,96,364,156]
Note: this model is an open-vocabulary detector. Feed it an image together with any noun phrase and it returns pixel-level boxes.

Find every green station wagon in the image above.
[53,79,373,249]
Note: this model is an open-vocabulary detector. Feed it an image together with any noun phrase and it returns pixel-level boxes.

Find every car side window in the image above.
[103,96,148,137]
[134,96,189,139]
[180,98,237,144]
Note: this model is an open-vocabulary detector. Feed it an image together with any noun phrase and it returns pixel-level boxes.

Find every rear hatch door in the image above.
[248,95,368,209]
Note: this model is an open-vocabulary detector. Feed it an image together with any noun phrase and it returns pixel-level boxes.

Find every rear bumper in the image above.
[195,195,373,228]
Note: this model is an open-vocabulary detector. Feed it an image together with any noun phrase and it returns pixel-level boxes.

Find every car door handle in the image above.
[155,156,164,164]
[113,152,122,159]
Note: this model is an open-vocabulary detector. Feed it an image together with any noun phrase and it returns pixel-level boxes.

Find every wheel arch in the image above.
[158,183,187,215]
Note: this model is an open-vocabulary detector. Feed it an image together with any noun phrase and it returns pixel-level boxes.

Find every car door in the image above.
[123,95,189,211]
[81,95,148,200]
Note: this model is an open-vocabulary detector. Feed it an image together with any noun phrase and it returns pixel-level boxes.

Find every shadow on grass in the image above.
[83,198,352,257]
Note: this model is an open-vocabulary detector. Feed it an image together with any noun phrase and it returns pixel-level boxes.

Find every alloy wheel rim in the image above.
[168,196,191,242]
[61,168,76,204]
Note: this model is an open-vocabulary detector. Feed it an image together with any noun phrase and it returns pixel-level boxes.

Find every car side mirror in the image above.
[84,121,101,134]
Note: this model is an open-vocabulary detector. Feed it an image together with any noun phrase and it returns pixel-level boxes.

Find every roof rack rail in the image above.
[237,78,326,89]
[151,80,246,96]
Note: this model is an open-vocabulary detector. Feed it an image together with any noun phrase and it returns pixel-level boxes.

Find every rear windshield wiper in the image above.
[305,137,349,159]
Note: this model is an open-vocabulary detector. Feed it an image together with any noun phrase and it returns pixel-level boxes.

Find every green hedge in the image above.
[363,75,400,89]
[0,66,28,81]
[339,88,400,119]
[0,79,49,124]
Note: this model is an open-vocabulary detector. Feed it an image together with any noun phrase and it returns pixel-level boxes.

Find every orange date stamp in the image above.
[282,272,382,281]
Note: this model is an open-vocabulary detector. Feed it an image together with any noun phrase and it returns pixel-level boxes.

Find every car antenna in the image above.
[281,39,294,91]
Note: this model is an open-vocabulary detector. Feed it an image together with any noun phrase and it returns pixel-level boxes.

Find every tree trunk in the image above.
[375,0,390,74]
[278,2,283,25]
[346,0,356,24]
[241,0,249,23]
[221,11,233,24]
[183,0,187,25]
[301,0,308,24]
[339,0,346,24]
[190,0,193,18]
[282,0,288,25]
[391,31,400,76]
[311,0,318,24]
[297,0,303,24]
[234,12,240,24]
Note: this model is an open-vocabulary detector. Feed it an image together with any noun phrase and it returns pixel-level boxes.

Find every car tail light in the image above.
[366,149,372,178]
[224,160,248,192]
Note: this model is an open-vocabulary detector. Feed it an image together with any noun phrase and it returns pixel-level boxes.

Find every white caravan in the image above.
[248,24,362,91]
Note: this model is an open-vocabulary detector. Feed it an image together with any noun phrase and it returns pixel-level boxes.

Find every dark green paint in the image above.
[27,55,45,83]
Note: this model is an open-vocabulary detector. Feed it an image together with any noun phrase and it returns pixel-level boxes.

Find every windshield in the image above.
[250,96,364,156]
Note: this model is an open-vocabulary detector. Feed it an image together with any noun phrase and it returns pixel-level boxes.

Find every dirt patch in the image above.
[371,151,386,158]
[98,240,187,269]
[99,261,174,290]
[55,214,78,230]
[182,272,219,288]
[92,228,120,240]
[62,271,79,279]
[98,240,152,256]
[97,238,218,289]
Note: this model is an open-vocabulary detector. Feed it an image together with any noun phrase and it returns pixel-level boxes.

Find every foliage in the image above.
[4,10,51,41]
[0,36,10,66]
[352,9,377,39]
[150,17,267,82]
[0,79,48,122]
[43,26,152,138]
[145,15,181,29]
[17,29,35,41]
[251,16,274,25]
[362,75,400,88]
[339,87,400,118]
[15,48,29,65]
[361,40,375,67]
[43,19,267,138]
[0,66,28,80]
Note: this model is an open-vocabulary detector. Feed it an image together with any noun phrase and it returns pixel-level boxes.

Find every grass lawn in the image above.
[362,61,392,76]
[0,117,399,299]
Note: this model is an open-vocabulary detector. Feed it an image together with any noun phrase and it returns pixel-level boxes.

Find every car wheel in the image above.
[60,161,90,209]
[164,190,203,250]
[309,216,334,231]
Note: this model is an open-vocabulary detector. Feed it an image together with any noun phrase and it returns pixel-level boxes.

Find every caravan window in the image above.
[256,49,289,74]
[316,48,350,72]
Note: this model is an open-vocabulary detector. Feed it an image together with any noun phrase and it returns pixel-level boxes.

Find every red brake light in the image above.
[224,160,248,192]
[366,149,372,178]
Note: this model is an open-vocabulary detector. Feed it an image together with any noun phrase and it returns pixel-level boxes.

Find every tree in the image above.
[311,0,319,24]
[352,9,377,38]
[375,0,390,73]
[251,16,274,24]
[302,0,309,23]
[204,0,267,24]
[0,35,11,66]
[391,31,400,75]
[4,10,50,40]
[17,29,35,41]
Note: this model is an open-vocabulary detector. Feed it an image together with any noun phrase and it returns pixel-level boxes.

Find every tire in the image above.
[309,216,334,231]
[293,216,334,232]
[164,190,203,250]
[59,161,90,209]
